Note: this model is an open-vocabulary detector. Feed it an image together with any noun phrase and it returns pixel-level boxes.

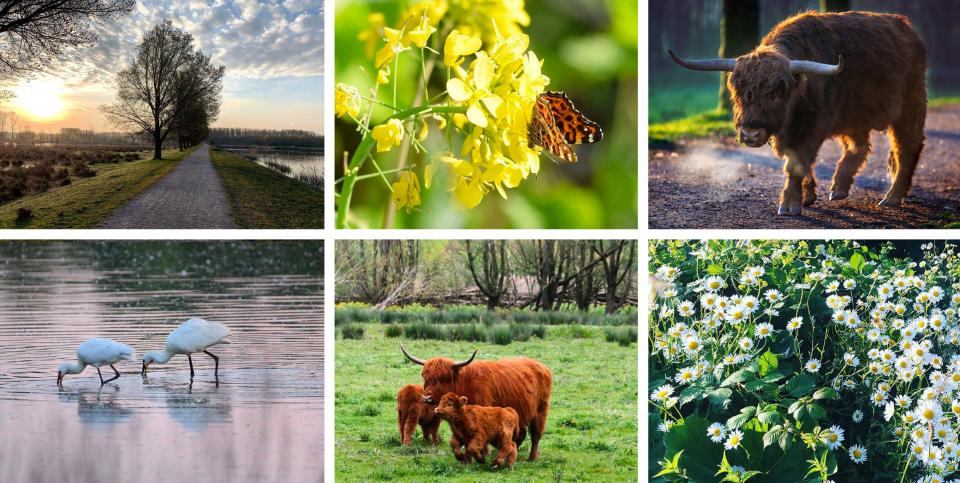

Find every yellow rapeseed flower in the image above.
[376,27,409,68]
[335,83,361,119]
[444,0,529,45]
[391,171,421,211]
[372,119,404,152]
[402,16,436,48]
[443,29,482,67]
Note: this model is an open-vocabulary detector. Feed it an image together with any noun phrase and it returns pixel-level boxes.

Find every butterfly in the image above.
[527,91,603,162]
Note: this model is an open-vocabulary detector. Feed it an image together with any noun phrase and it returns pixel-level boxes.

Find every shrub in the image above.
[384,324,403,338]
[604,327,636,347]
[340,324,364,340]
[488,324,513,345]
[15,207,32,221]
[404,321,445,340]
[447,323,486,342]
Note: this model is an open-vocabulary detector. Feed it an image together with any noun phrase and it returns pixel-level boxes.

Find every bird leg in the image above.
[204,350,220,379]
[96,367,104,385]
[102,364,121,384]
[187,353,195,378]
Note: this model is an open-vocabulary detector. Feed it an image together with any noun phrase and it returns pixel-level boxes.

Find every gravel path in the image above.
[649,105,960,229]
[100,143,237,229]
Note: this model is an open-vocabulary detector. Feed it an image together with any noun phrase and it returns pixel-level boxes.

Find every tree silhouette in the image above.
[718,0,759,111]
[0,0,133,87]
[102,21,224,160]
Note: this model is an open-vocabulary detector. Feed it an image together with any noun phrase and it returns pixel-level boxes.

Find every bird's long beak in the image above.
[57,373,63,386]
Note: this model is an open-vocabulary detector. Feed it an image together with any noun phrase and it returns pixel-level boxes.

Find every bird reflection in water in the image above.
[141,378,232,432]
[57,385,134,426]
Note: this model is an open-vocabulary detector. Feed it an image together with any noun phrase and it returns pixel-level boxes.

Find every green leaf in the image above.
[807,403,827,421]
[784,374,816,398]
[758,410,782,425]
[727,406,757,429]
[812,387,838,400]
[758,349,778,376]
[663,416,724,482]
[707,264,723,275]
[721,368,756,388]
[707,387,733,410]
[850,252,865,271]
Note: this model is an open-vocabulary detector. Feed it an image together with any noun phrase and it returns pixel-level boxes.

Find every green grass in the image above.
[210,148,322,228]
[336,324,638,482]
[0,146,197,228]
[649,81,720,123]
[930,96,960,108]
[648,109,735,144]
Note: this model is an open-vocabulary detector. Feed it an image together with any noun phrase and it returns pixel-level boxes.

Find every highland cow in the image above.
[434,392,520,468]
[400,345,552,461]
[670,11,926,216]
[397,383,441,446]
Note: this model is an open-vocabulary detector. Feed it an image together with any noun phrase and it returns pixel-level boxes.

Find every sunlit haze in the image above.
[6,0,322,134]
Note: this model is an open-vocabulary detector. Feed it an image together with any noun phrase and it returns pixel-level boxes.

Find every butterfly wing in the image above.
[528,95,577,162]
[540,91,603,145]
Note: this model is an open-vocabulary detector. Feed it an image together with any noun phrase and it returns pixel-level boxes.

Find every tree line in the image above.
[335,240,638,314]
[208,128,323,148]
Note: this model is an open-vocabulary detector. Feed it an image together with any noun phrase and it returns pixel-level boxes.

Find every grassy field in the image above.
[0,146,196,228]
[335,324,638,482]
[210,148,322,228]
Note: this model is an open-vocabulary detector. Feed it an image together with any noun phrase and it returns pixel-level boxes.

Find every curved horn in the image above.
[452,350,477,369]
[400,345,425,365]
[668,49,736,72]
[789,55,843,76]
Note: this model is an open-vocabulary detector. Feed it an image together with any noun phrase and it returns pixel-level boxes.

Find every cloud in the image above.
[50,0,323,88]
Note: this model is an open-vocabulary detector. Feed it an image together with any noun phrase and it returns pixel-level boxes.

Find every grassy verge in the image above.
[0,147,197,228]
[335,324,638,482]
[210,148,322,228]
[930,96,960,108]
[648,109,734,145]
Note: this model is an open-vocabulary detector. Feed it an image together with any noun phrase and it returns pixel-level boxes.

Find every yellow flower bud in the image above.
[334,83,361,119]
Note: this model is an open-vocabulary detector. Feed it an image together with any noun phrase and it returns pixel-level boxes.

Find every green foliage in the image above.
[648,109,735,144]
[384,324,403,338]
[340,324,365,340]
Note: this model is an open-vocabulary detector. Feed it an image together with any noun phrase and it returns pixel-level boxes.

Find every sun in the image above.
[14,79,66,121]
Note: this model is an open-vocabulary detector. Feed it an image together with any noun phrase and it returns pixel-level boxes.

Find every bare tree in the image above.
[572,241,601,311]
[102,21,224,160]
[593,240,636,314]
[0,0,133,85]
[465,240,510,310]
[352,240,420,309]
[7,110,17,142]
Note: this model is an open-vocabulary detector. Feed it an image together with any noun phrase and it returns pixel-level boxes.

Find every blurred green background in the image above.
[650,0,960,127]
[335,0,638,229]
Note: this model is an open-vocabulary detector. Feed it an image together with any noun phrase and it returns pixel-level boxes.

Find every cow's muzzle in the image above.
[737,127,769,148]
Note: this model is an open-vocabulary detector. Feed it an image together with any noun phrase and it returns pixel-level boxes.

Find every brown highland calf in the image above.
[397,384,440,446]
[434,392,520,468]
[400,345,552,461]
[670,11,926,216]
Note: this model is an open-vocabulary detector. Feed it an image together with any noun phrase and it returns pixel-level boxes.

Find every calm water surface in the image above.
[220,146,323,181]
[0,241,324,482]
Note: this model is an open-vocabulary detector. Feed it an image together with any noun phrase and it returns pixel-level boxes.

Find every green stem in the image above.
[335,104,466,228]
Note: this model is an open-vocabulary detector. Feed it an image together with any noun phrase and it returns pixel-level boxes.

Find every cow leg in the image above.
[881,101,926,207]
[424,419,441,444]
[802,172,817,207]
[528,415,548,461]
[829,133,871,201]
[778,148,816,216]
[401,415,417,445]
[450,437,467,463]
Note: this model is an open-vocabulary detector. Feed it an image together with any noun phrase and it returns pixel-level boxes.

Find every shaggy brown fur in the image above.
[434,392,520,468]
[723,11,926,215]
[404,349,552,461]
[397,384,440,445]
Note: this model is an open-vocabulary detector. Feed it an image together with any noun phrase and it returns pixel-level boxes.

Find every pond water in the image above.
[0,241,324,483]
[219,145,323,184]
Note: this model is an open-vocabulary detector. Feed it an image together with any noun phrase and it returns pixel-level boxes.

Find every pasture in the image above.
[335,323,638,481]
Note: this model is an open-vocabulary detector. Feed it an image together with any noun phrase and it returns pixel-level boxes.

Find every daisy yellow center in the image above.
[853,450,862,458]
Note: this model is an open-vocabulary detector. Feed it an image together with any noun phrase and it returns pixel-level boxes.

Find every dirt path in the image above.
[100,143,237,229]
[649,105,960,229]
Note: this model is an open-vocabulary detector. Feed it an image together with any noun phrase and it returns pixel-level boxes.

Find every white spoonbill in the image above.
[57,338,135,386]
[142,318,231,379]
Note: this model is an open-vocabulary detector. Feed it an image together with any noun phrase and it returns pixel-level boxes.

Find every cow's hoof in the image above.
[829,190,848,201]
[777,204,802,216]
[879,196,902,208]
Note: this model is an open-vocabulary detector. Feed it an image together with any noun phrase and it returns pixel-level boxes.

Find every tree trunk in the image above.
[820,0,850,12]
[153,137,162,160]
[718,0,760,111]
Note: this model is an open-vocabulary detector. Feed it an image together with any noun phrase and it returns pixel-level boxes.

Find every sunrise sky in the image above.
[6,0,323,134]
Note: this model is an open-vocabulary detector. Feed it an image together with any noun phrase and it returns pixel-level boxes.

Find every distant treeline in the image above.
[209,128,323,148]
